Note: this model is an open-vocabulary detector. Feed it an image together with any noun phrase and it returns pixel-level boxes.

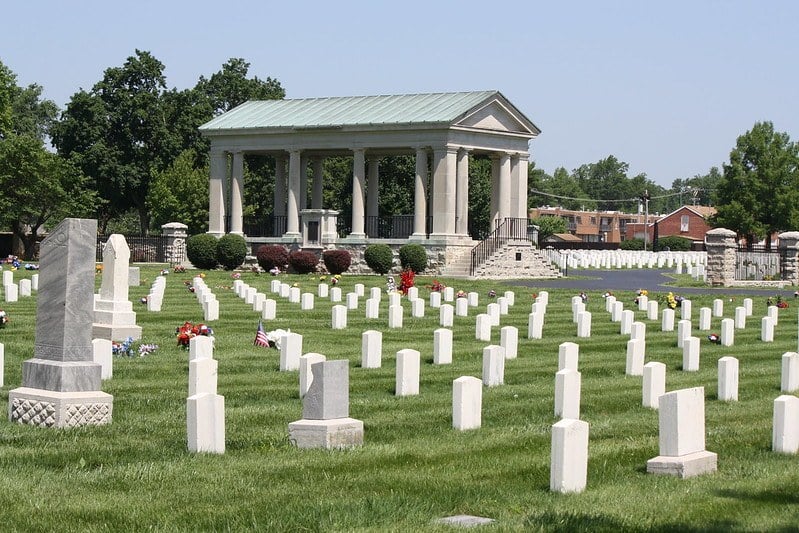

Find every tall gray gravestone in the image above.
[93,234,142,341]
[9,218,113,427]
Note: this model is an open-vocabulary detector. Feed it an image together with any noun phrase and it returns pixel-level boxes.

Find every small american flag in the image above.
[254,321,270,347]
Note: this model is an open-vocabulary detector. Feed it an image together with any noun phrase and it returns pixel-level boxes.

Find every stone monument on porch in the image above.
[93,234,142,341]
[9,218,113,427]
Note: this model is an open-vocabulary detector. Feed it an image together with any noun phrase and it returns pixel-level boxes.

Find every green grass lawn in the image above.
[0,266,798,531]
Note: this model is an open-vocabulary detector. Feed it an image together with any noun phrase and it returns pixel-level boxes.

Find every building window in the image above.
[681,215,689,232]
[590,217,596,224]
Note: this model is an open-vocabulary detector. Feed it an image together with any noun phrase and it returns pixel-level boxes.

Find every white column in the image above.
[286,149,301,236]
[311,157,323,209]
[512,153,529,218]
[208,149,227,237]
[351,148,366,237]
[498,151,511,223]
[490,154,500,227]
[230,151,244,235]
[455,148,469,236]
[431,146,457,237]
[412,147,428,237]
[367,158,380,235]
[299,154,308,212]
[273,154,287,216]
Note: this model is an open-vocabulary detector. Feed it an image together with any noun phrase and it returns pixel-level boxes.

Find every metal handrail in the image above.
[469,218,529,275]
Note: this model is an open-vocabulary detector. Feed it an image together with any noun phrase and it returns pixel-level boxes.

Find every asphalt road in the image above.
[508,268,797,298]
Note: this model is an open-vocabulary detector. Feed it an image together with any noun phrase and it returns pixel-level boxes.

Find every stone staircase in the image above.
[441,240,563,279]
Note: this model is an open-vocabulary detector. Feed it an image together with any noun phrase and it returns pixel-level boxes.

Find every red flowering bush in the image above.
[289,250,319,274]
[322,249,351,275]
[256,245,289,272]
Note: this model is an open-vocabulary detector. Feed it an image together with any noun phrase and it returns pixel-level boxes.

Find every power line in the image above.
[530,188,687,203]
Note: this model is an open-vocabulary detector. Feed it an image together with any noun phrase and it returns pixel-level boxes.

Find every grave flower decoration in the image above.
[176,321,214,348]
[399,269,415,295]
[707,333,721,344]
[319,275,327,281]
[95,264,103,274]
[457,290,467,299]
[776,296,789,309]
[139,296,148,305]
[160,269,169,276]
[24,263,38,270]
[231,272,241,280]
[634,289,648,305]
[265,328,289,349]
[250,266,260,275]
[112,337,135,357]
[269,266,281,276]
[199,273,206,279]
[602,291,613,298]
[137,342,159,357]
[173,265,186,273]
[488,289,497,298]
[0,309,9,328]
[331,274,340,285]
[663,292,678,310]
[386,275,397,293]
[531,292,538,299]
[579,291,588,303]
[430,280,445,292]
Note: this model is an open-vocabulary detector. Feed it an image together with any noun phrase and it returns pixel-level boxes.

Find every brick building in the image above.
[529,206,652,244]
[625,205,716,243]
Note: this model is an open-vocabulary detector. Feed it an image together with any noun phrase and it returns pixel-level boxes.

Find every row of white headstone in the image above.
[1,270,38,302]
[146,275,166,312]
[187,335,225,453]
[556,250,706,271]
[193,277,219,321]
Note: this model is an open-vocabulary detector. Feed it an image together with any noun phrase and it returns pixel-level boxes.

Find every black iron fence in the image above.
[735,244,787,281]
[470,218,531,275]
[243,215,287,238]
[96,234,168,263]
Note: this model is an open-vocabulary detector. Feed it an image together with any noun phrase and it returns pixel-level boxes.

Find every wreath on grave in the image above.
[0,309,8,328]
[399,268,415,295]
[176,321,214,348]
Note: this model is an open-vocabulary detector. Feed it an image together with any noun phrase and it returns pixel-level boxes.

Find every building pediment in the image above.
[456,98,539,135]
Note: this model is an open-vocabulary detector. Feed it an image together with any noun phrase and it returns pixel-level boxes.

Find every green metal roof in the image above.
[199,90,534,132]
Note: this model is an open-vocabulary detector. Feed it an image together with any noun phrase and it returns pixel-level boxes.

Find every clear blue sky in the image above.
[2,0,797,187]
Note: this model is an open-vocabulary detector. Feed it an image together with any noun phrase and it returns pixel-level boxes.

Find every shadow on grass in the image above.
[715,488,799,505]
[523,511,738,532]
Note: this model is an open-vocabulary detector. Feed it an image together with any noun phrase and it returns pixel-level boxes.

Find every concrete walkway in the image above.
[509,269,797,297]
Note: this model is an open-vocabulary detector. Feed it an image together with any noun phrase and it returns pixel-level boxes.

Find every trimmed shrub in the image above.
[364,244,393,275]
[289,250,319,274]
[399,243,427,273]
[322,249,351,275]
[256,245,289,271]
[654,235,693,252]
[619,238,645,251]
[216,234,248,270]
[186,234,218,270]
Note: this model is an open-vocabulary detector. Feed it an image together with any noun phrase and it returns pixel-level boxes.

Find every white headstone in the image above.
[279,283,290,299]
[396,349,420,396]
[497,296,509,315]
[189,357,218,396]
[482,345,505,387]
[18,279,31,297]
[558,342,579,372]
[555,369,581,419]
[647,300,659,321]
[657,387,707,456]
[643,361,666,409]
[439,304,454,328]
[743,297,753,317]
[299,353,326,398]
[270,280,281,293]
[467,292,479,307]
[406,286,419,301]
[262,299,276,320]
[453,376,482,430]
[332,305,347,330]
[712,299,724,317]
[4,283,18,302]
[504,290,515,306]
[638,294,649,311]
[289,287,301,304]
[662,308,675,332]
[734,306,746,329]
[768,305,779,325]
[369,287,381,301]
[301,293,314,310]
[434,328,453,365]
[280,332,303,371]
[346,292,358,310]
[361,330,382,368]
[626,339,645,376]
[430,291,442,308]
[187,392,225,454]
[681,299,692,321]
[577,311,592,338]
[30,273,38,291]
[365,298,379,319]
[605,295,616,312]
[189,335,213,361]
[500,326,518,359]
[550,418,589,494]
[476,314,491,341]
[677,319,691,348]
[698,307,711,331]
[718,356,739,402]
[611,301,623,323]
[330,287,342,302]
[455,298,468,317]
[388,304,403,328]
[410,298,424,318]
[781,352,799,393]
[620,310,634,335]
[203,299,219,322]
[720,318,734,347]
[762,316,775,342]
[528,312,544,339]
[318,283,329,298]
[389,292,401,308]
[443,286,455,302]
[246,286,258,304]
[630,321,646,341]
[682,336,700,372]
[773,395,799,453]
[354,283,365,297]
[92,338,113,380]
[487,303,500,327]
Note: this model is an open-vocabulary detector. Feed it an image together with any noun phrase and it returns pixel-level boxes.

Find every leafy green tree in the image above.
[0,60,14,137]
[712,122,799,249]
[195,58,285,116]
[146,149,209,234]
[0,134,97,258]
[468,156,492,238]
[530,216,567,243]
[536,167,594,210]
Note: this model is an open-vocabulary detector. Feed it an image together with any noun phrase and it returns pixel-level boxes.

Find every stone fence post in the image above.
[162,222,188,265]
[705,228,737,287]
[778,232,799,286]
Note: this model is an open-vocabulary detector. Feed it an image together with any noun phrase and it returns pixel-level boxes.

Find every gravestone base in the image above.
[92,323,142,342]
[646,450,717,478]
[288,417,363,449]
[8,387,113,428]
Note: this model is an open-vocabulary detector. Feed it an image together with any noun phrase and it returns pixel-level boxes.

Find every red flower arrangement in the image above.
[176,321,214,348]
[429,280,445,292]
[399,268,415,295]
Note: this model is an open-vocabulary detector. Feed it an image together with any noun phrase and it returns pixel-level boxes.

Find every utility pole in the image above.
[642,189,650,251]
